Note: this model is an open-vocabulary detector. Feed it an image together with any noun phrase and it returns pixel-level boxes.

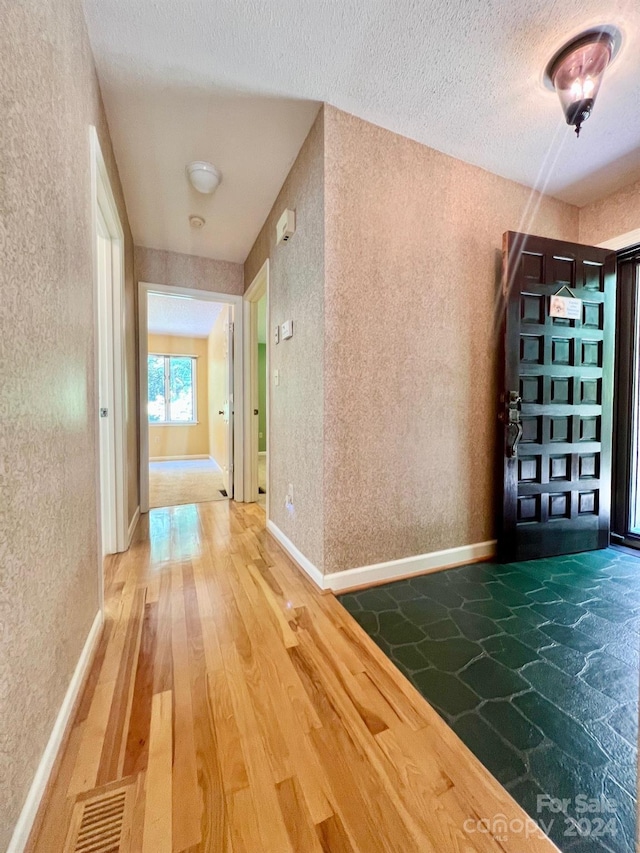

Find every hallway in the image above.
[30,502,558,852]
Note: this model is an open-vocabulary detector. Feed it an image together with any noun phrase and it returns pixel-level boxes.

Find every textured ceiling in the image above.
[147,293,224,338]
[91,80,319,263]
[84,0,640,261]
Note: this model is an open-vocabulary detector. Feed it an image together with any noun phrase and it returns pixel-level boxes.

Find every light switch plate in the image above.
[281,320,293,340]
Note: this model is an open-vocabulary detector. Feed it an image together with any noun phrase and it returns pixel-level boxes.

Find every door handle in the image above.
[507,420,523,459]
[500,391,522,458]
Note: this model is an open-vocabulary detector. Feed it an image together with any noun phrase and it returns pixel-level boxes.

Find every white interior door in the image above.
[223,315,234,496]
[96,207,116,555]
[247,300,258,502]
[243,260,268,507]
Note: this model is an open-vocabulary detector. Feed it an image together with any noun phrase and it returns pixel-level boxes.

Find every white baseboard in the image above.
[7,610,104,853]
[150,454,209,461]
[324,540,498,592]
[127,506,140,547]
[266,522,496,594]
[208,455,223,471]
[266,521,324,590]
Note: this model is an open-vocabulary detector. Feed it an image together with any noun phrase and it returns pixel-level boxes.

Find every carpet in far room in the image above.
[149,458,227,508]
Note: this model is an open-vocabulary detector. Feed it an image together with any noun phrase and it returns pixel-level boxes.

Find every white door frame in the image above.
[138,282,244,512]
[597,229,640,251]
[243,260,269,514]
[90,126,128,594]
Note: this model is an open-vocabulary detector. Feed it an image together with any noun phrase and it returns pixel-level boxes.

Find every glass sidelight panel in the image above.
[612,246,640,543]
[630,262,640,534]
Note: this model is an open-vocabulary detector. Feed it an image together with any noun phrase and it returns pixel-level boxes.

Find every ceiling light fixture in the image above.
[189,214,206,229]
[544,26,621,137]
[186,161,222,194]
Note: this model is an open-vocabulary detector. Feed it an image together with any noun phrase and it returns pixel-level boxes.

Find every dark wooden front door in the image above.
[499,231,616,561]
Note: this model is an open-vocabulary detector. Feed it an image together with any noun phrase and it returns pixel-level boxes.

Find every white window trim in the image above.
[148,352,198,425]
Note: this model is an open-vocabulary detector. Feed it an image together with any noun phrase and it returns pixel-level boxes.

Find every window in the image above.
[148,354,197,424]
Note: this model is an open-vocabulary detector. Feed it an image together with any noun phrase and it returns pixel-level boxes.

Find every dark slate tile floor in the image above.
[339,548,639,853]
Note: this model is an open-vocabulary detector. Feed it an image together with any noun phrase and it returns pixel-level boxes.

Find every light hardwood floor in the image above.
[30,501,559,852]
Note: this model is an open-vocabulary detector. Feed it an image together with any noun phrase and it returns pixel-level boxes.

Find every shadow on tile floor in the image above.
[339,548,639,853]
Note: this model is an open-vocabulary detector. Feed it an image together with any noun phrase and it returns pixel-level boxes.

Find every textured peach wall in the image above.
[579,177,640,246]
[0,0,136,844]
[244,110,325,569]
[322,106,579,574]
[135,246,244,295]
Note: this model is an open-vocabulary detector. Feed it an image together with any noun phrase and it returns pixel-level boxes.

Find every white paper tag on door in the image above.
[550,294,582,320]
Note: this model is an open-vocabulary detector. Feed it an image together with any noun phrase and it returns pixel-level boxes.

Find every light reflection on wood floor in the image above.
[30,500,559,852]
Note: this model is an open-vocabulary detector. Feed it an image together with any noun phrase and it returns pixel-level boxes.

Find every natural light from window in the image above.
[148,354,196,424]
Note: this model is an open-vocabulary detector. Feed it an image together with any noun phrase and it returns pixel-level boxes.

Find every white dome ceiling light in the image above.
[186,160,222,194]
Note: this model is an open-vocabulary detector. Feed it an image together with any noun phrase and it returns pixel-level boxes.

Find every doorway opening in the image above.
[91,127,128,587]
[244,260,269,510]
[138,283,243,513]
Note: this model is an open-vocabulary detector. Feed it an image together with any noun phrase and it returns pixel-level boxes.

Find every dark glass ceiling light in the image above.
[545,27,620,137]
